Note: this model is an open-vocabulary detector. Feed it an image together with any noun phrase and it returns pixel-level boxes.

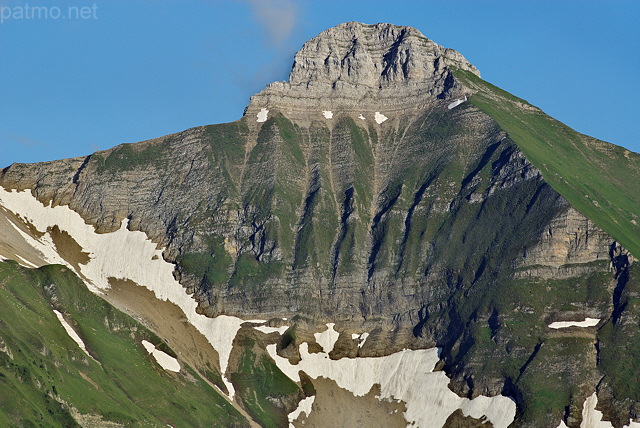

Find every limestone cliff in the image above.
[246,22,478,120]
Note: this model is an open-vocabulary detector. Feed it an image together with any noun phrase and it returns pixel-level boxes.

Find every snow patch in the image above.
[351,332,369,348]
[3,216,64,269]
[53,310,94,361]
[549,318,600,329]
[288,395,315,427]
[374,112,388,124]
[447,96,467,110]
[0,216,66,268]
[358,114,366,120]
[314,323,339,353]
[141,340,180,372]
[568,393,640,428]
[0,187,262,400]
[256,108,269,123]
[581,392,612,428]
[267,343,516,428]
[322,110,333,119]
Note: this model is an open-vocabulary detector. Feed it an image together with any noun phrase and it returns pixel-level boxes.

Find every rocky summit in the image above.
[247,22,479,117]
[1,22,640,428]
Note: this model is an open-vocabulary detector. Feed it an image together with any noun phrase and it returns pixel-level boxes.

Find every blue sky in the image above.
[1,0,638,166]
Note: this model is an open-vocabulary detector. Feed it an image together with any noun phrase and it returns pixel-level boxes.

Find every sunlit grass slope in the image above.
[454,69,640,258]
[0,260,248,427]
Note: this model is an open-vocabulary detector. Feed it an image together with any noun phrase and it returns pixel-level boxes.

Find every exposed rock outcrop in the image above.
[246,22,479,122]
[516,207,614,279]
[0,22,628,328]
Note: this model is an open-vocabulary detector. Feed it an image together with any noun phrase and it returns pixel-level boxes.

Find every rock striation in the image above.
[516,206,616,279]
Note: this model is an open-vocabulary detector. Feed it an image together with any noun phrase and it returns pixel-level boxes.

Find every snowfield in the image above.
[53,309,95,361]
[314,323,339,353]
[374,111,388,124]
[569,393,640,428]
[253,324,289,335]
[0,187,261,399]
[256,108,269,122]
[447,96,467,110]
[288,396,315,428]
[351,332,369,348]
[267,343,516,427]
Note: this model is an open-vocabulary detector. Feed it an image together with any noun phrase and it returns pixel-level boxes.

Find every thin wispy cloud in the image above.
[242,0,298,48]
[8,135,44,148]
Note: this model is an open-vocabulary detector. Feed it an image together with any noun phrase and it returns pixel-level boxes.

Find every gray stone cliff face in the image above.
[246,22,478,121]
[1,105,599,322]
[289,22,479,87]
[516,206,617,279]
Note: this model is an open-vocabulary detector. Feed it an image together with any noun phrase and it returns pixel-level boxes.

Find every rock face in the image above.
[246,22,478,121]
[289,22,479,87]
[1,101,578,324]
[1,21,639,427]
[516,206,616,279]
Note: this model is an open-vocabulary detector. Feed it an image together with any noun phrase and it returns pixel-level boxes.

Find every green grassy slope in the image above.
[454,69,640,258]
[0,260,248,427]
[229,332,302,428]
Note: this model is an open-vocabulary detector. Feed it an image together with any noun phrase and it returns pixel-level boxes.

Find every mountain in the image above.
[1,21,639,427]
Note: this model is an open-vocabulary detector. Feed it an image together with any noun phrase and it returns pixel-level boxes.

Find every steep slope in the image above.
[0,187,514,427]
[451,68,640,427]
[0,21,639,427]
[454,69,640,258]
[0,260,249,427]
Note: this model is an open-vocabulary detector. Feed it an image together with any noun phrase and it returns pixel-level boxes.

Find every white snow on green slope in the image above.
[141,340,180,372]
[53,309,95,362]
[549,318,600,329]
[0,187,263,399]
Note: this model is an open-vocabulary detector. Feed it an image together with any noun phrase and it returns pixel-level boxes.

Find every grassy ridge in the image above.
[0,260,248,427]
[454,69,640,258]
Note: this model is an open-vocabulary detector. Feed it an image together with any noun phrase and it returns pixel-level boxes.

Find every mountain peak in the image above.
[289,22,479,87]
[246,22,479,120]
